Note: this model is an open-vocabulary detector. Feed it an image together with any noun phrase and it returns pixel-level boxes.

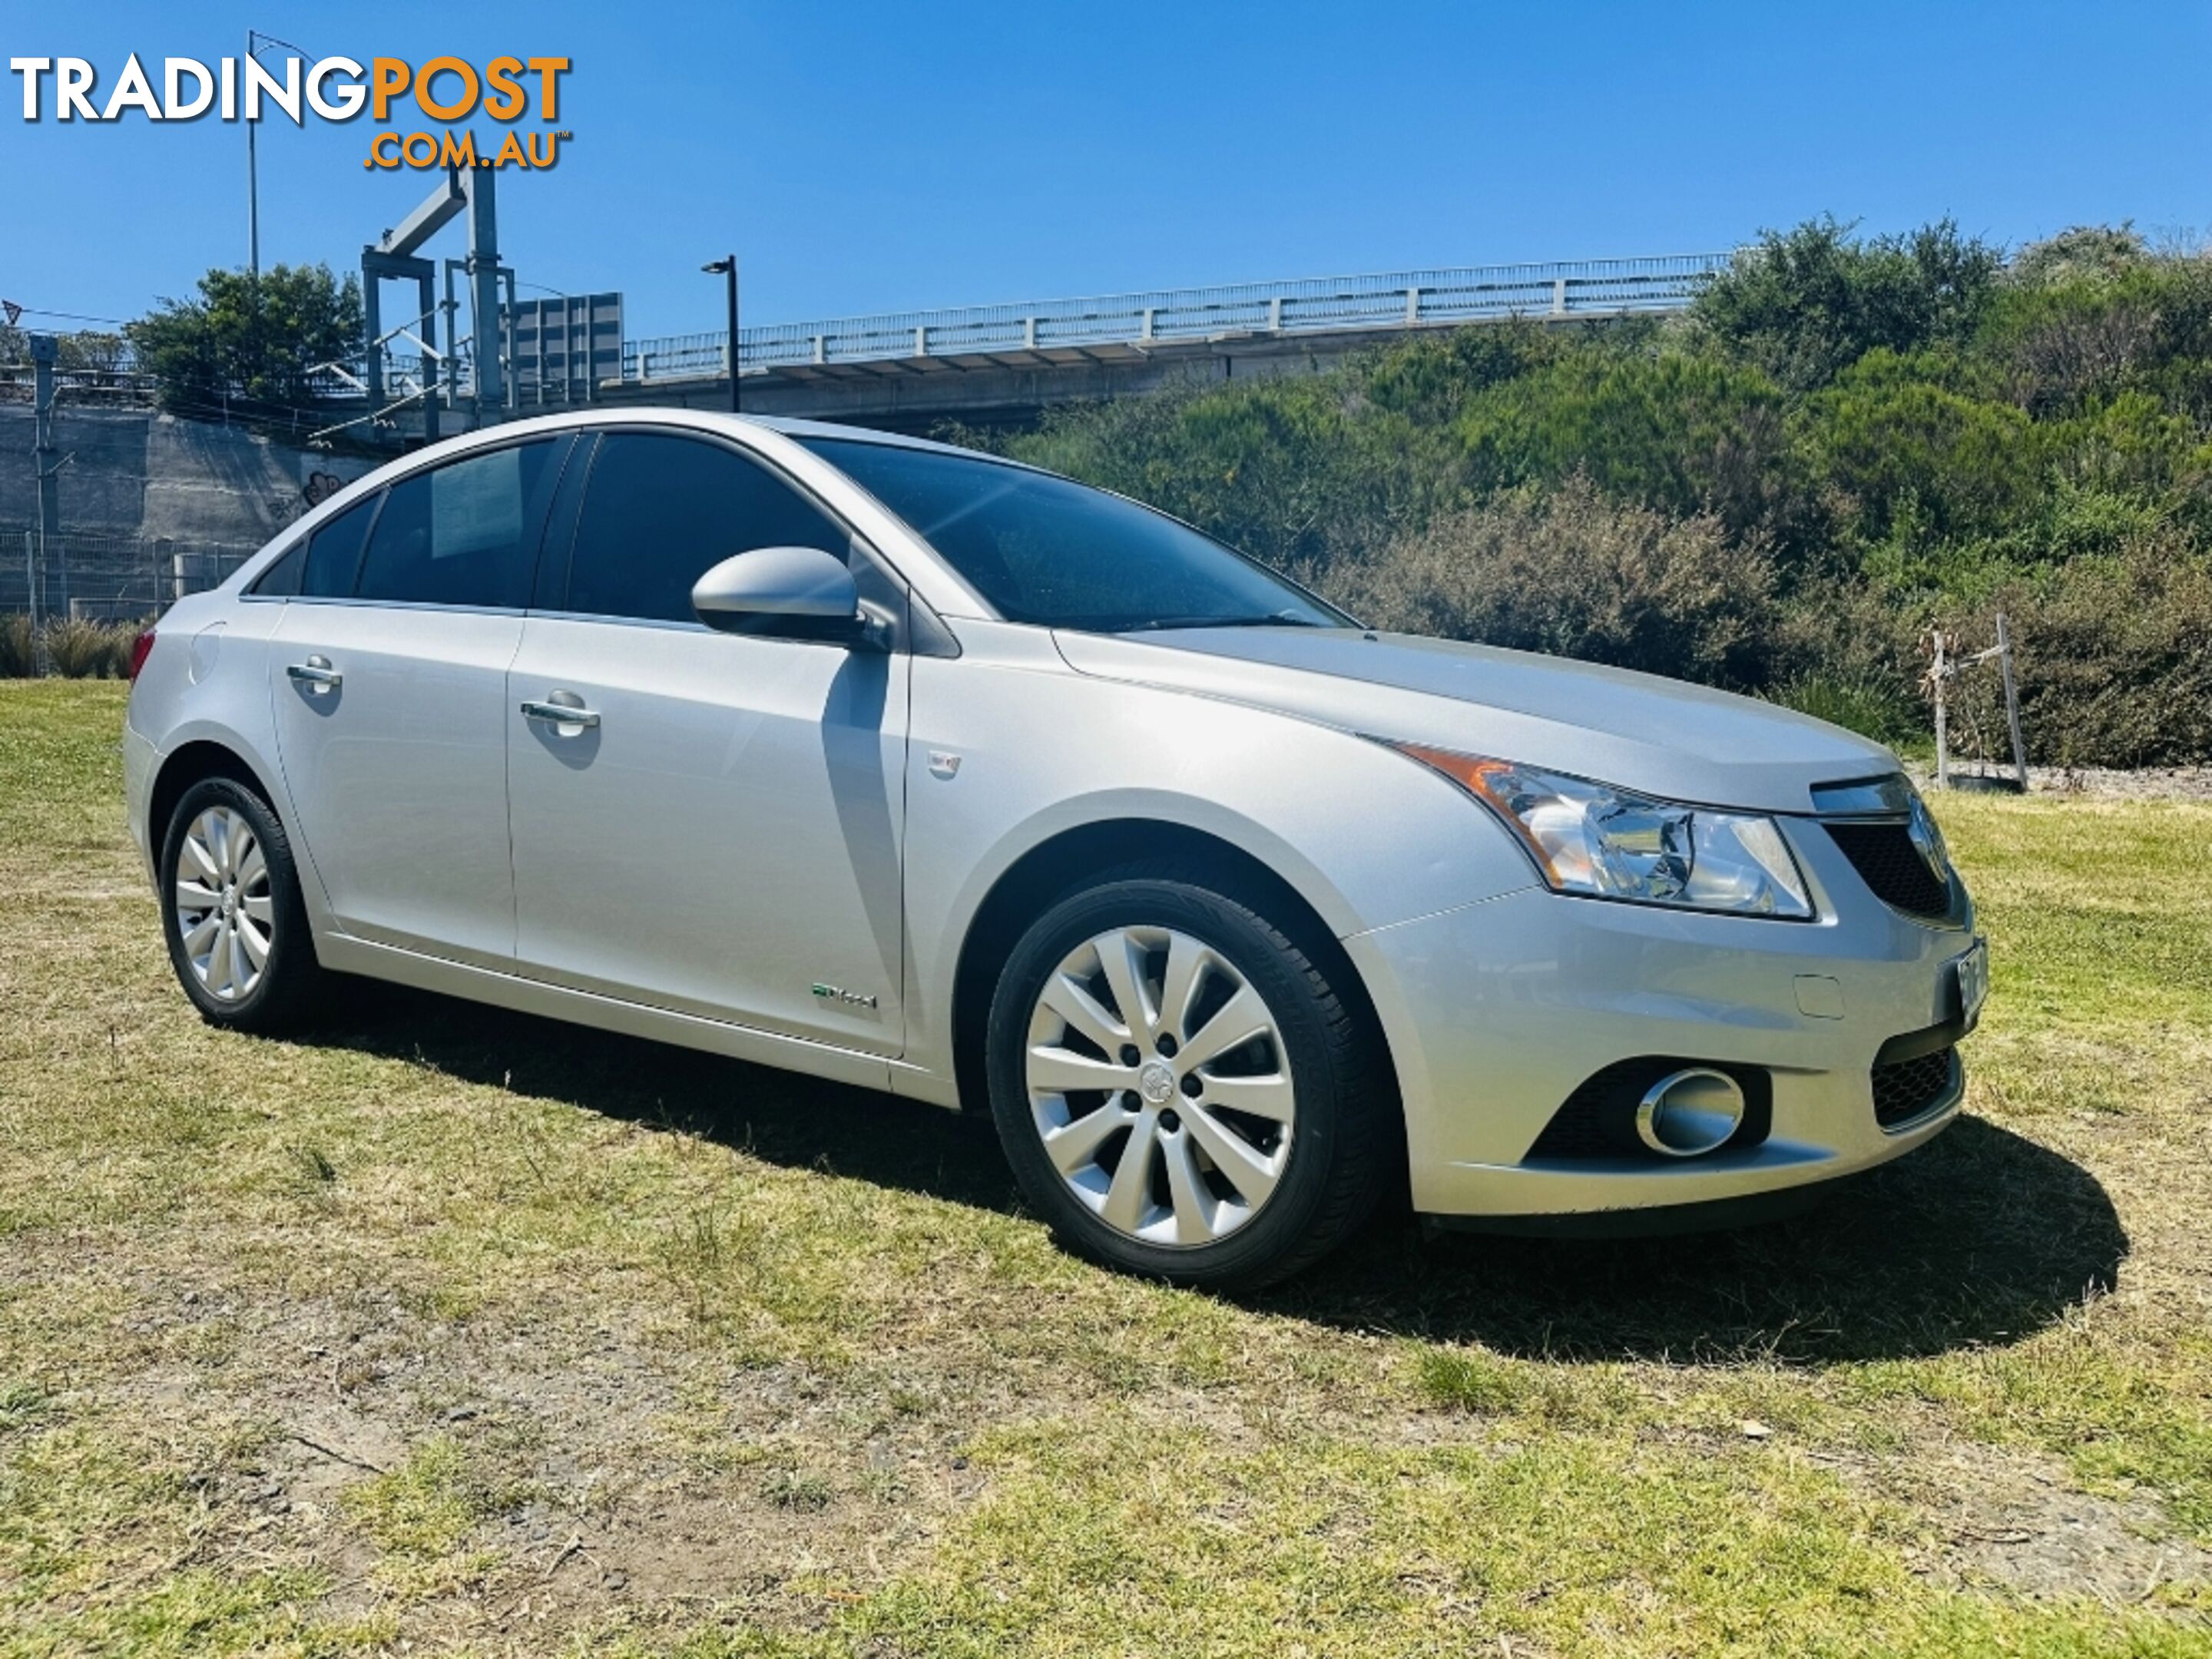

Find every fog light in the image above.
[1635,1068,1746,1157]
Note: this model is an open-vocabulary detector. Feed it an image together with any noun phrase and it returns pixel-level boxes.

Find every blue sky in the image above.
[3,2,2207,343]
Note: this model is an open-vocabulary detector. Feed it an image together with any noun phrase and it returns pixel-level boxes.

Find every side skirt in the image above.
[317,932,952,1101]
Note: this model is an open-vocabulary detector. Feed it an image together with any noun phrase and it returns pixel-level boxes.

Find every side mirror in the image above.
[690,546,880,646]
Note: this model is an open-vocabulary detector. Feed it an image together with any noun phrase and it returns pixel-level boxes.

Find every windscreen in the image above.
[796,436,1349,633]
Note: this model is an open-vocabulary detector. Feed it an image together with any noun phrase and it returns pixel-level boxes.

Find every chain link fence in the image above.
[2,528,264,626]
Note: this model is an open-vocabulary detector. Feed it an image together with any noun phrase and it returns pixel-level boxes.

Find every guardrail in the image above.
[621,253,1734,382]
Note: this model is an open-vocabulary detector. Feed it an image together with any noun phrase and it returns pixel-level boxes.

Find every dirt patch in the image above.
[1912,763,2212,801]
[1900,1439,2212,1602]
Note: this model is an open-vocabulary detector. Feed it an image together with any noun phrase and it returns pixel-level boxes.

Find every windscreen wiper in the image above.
[1114,611,1329,633]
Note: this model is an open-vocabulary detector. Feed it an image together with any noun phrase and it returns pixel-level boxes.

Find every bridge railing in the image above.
[621,253,1734,382]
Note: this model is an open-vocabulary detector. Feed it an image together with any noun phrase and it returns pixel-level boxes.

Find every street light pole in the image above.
[703,256,740,414]
[244,30,310,280]
[246,29,259,280]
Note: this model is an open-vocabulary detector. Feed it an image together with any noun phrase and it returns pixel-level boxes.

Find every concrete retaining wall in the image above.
[0,406,380,551]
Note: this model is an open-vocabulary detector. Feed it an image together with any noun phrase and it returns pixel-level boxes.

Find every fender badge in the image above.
[927,750,962,779]
[811,983,879,1009]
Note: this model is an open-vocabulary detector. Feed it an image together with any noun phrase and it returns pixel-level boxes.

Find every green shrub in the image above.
[1454,347,1801,541]
[1798,349,2043,544]
[1692,215,2004,392]
[1946,539,2212,768]
[1767,672,1920,746]
[1324,477,1779,688]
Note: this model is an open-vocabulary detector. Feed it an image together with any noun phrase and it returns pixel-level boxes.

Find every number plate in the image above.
[1952,938,1989,1031]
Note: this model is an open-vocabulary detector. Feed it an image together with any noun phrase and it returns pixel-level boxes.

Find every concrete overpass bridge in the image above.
[502,252,1731,434]
[5,253,1731,445]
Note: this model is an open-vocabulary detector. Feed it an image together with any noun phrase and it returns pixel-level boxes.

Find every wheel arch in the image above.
[948,817,1403,1144]
[149,739,291,859]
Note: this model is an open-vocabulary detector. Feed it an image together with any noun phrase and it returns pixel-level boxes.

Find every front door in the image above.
[505,429,910,1053]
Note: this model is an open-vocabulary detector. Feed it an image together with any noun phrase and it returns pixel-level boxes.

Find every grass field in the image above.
[2,678,2209,1657]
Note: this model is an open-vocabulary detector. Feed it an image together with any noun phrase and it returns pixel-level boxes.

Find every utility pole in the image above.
[704,257,740,413]
[29,334,63,628]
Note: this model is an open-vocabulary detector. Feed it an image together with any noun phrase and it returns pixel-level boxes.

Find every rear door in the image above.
[268,435,571,966]
[505,429,911,1052]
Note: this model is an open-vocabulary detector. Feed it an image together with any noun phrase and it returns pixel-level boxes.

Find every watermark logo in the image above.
[8,54,572,170]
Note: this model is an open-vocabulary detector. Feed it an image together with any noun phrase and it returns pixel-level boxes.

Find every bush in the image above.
[0,614,35,677]
[1693,216,2004,392]
[1323,477,1780,688]
[1767,672,1922,747]
[37,618,140,679]
[1945,539,2212,769]
[1798,349,2043,544]
[1455,346,1802,542]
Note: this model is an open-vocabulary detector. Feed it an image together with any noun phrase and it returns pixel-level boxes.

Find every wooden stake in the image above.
[1996,611,2028,790]
[1931,628,1951,790]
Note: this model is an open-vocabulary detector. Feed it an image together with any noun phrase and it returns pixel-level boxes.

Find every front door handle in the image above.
[520,697,601,730]
[286,655,341,693]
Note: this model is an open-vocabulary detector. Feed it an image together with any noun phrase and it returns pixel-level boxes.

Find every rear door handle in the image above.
[520,697,600,730]
[286,655,341,692]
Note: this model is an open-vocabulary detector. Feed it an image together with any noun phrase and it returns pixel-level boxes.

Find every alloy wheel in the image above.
[173,804,273,1003]
[1025,925,1296,1247]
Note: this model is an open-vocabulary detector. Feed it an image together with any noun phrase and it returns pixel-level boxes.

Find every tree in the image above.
[126,264,362,422]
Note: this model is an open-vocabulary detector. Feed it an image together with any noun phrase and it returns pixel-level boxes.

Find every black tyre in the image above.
[986,867,1392,1290]
[159,775,326,1033]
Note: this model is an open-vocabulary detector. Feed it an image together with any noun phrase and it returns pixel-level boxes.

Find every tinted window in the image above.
[796,437,1346,632]
[565,433,848,623]
[251,541,304,597]
[353,440,562,608]
[296,495,379,598]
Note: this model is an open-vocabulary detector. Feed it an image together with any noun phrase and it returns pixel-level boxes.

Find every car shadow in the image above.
[1264,1117,2128,1363]
[297,982,2126,1366]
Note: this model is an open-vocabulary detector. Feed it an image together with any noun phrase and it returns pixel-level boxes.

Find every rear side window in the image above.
[267,495,379,598]
[564,432,847,624]
[353,439,565,608]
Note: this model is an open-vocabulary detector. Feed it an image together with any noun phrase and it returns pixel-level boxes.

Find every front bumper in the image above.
[1345,823,1975,1220]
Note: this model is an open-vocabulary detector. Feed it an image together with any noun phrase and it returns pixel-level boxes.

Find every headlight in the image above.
[1397,746,1814,919]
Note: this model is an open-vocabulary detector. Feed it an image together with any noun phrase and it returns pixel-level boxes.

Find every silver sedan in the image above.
[123,411,1984,1287]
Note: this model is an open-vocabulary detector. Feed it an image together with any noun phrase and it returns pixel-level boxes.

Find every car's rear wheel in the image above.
[986,869,1392,1290]
[160,776,326,1032]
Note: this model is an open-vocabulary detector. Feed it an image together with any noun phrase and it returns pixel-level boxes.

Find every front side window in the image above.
[564,432,849,624]
[795,437,1348,633]
[352,439,565,609]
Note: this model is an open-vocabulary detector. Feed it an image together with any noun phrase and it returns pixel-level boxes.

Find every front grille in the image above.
[1824,821,1952,919]
[1871,1045,1957,1128]
[1525,1057,1770,1161]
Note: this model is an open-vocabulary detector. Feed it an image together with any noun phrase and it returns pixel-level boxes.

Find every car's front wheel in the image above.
[986,868,1392,1290]
[159,776,326,1032]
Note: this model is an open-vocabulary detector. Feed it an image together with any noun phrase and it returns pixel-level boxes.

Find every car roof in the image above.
[237,407,1018,619]
[371,406,1015,465]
